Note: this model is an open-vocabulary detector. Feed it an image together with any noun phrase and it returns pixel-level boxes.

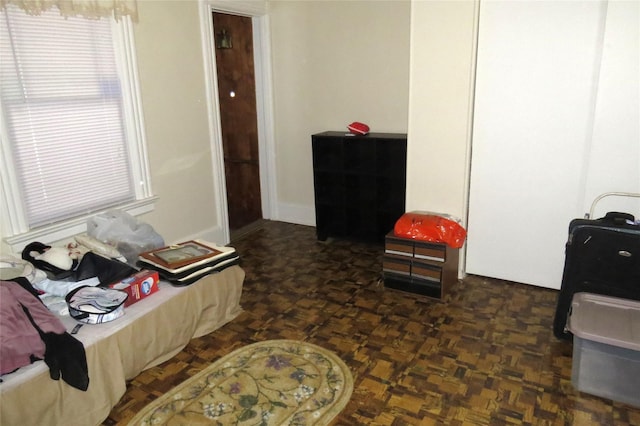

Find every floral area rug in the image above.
[129,339,354,425]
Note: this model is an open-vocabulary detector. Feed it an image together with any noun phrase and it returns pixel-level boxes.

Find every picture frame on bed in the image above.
[140,240,223,269]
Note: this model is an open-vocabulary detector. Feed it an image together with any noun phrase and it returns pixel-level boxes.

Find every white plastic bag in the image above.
[87,210,164,264]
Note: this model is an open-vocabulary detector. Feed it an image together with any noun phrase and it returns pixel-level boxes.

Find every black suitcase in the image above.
[553,208,640,340]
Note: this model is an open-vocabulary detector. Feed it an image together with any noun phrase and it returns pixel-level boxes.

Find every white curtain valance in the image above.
[1,0,138,22]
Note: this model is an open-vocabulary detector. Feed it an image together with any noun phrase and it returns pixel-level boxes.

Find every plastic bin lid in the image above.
[567,292,640,351]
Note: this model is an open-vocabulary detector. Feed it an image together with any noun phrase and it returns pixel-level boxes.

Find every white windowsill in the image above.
[3,196,158,254]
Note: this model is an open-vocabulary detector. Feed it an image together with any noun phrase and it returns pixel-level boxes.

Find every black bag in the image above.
[74,252,136,286]
[553,211,640,340]
[21,242,77,280]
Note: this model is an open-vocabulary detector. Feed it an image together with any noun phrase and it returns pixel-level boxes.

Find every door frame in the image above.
[198,0,276,244]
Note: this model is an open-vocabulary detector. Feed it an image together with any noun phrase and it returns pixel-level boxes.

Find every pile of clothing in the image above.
[0,239,138,391]
[1,258,89,391]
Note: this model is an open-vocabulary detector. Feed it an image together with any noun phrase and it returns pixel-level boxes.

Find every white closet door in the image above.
[466,1,607,289]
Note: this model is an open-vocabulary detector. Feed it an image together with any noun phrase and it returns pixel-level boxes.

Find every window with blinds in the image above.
[0,4,152,245]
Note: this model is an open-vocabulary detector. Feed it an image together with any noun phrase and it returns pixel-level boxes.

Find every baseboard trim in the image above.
[275,202,315,227]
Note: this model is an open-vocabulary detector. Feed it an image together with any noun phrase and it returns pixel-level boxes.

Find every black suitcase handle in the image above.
[604,211,635,224]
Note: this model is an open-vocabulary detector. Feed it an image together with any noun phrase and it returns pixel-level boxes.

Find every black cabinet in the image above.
[312,131,407,242]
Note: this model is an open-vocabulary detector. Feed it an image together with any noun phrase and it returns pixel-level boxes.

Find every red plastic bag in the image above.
[394,212,467,248]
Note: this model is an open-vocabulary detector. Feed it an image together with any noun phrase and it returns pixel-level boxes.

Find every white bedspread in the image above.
[0,265,245,426]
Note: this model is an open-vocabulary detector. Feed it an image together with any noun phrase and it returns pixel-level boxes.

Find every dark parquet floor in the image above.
[105,220,640,425]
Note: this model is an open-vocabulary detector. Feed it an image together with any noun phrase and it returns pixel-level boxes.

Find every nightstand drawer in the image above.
[414,242,446,262]
[382,255,412,276]
[411,261,441,282]
[384,238,414,257]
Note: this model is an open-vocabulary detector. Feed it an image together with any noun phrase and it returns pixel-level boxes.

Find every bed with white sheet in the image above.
[0,265,245,426]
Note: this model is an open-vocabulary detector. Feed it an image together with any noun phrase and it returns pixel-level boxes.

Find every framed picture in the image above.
[140,240,222,269]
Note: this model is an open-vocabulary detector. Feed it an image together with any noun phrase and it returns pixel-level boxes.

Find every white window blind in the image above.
[1,4,153,247]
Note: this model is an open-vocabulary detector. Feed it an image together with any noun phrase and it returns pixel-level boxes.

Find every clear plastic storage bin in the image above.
[567,292,640,407]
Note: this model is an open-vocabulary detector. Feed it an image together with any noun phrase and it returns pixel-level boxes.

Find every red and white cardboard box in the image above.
[109,270,159,307]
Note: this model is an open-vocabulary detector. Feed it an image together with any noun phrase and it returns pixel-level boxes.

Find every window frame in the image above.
[0,10,155,252]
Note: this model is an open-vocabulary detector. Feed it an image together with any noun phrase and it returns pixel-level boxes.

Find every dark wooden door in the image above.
[213,12,262,230]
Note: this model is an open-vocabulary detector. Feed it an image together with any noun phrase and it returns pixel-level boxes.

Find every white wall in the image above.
[405,0,478,222]
[131,1,226,245]
[10,0,634,292]
[268,0,411,225]
[0,0,412,254]
[0,1,223,255]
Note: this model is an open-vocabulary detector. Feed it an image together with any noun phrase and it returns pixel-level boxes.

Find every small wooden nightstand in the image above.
[383,231,459,300]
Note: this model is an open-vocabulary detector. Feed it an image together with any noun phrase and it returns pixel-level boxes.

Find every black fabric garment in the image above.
[10,276,41,299]
[18,296,89,391]
[39,331,89,391]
